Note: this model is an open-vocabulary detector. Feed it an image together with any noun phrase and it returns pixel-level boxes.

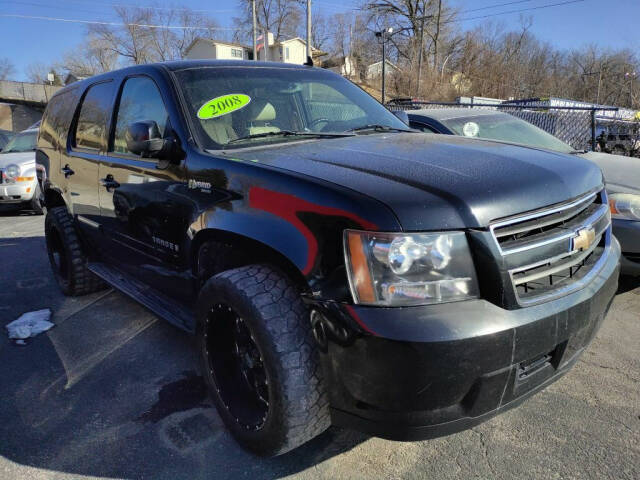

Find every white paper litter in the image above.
[6,309,54,340]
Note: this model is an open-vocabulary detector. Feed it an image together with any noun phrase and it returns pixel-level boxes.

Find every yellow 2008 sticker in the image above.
[197,94,251,119]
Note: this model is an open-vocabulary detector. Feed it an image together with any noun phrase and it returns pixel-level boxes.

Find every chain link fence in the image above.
[387,100,640,156]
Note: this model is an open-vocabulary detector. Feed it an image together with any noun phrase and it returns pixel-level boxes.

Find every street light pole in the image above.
[376,27,393,105]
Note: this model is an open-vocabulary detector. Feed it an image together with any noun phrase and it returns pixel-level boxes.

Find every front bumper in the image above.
[0,179,36,203]
[613,218,640,276]
[318,238,620,441]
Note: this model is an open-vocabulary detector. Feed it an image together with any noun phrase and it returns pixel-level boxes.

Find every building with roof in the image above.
[185,38,252,61]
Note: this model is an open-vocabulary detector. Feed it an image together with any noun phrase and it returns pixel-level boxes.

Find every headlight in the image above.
[4,164,20,179]
[344,230,479,306]
[609,193,640,221]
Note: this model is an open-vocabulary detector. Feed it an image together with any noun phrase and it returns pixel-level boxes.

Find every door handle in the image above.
[100,174,120,192]
[61,165,74,178]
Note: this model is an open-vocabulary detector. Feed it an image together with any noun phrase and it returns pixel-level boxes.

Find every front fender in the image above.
[186,153,401,297]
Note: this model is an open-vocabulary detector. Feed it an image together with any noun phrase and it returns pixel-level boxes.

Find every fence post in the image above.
[591,109,597,151]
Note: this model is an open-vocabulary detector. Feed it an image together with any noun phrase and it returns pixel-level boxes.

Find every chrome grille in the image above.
[490,189,611,305]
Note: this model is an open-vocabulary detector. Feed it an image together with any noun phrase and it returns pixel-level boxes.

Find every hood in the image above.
[0,151,35,169]
[222,133,604,230]
[579,151,640,194]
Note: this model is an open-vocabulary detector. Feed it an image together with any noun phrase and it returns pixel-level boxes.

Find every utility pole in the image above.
[252,0,257,61]
[264,28,269,62]
[626,71,637,107]
[306,0,312,62]
[416,9,426,98]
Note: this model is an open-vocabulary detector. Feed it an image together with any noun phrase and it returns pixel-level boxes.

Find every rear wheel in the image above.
[45,206,105,296]
[196,264,330,456]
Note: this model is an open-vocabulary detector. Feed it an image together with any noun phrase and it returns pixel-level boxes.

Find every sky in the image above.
[0,0,638,81]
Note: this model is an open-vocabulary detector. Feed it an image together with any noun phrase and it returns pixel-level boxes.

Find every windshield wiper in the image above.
[569,149,588,154]
[225,130,353,146]
[348,124,413,133]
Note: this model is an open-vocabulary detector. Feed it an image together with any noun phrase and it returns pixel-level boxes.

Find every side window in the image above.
[112,76,169,155]
[74,82,114,151]
[410,121,437,133]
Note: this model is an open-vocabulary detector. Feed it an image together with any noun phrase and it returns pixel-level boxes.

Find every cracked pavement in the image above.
[0,213,638,479]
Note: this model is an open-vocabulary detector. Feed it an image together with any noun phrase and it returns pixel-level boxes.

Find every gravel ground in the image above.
[0,211,638,480]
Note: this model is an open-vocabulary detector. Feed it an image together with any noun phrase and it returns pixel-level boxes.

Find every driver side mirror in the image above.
[393,110,410,125]
[125,121,177,160]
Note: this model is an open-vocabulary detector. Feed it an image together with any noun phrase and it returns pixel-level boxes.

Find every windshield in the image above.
[1,131,37,153]
[175,66,407,149]
[441,113,574,154]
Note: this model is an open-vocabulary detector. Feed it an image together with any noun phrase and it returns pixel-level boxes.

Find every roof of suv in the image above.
[161,59,312,71]
[51,60,319,100]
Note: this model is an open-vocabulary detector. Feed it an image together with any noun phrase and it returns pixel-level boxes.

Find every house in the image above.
[365,60,399,80]
[185,35,324,65]
[321,55,357,79]
[257,36,313,65]
[184,38,251,61]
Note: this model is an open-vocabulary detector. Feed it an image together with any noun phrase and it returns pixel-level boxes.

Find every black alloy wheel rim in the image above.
[204,303,270,430]
[48,227,68,280]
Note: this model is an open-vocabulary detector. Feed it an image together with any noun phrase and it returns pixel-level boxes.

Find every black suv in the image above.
[38,61,620,456]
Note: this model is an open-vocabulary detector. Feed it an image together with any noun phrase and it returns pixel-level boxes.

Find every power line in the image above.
[0,13,241,30]
[0,0,588,34]
[56,0,235,14]
[445,0,585,24]
[463,0,535,13]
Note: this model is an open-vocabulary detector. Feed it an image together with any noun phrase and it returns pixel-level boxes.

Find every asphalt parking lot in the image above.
[0,211,638,480]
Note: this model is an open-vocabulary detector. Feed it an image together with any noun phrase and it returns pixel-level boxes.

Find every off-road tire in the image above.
[45,206,106,296]
[196,264,331,456]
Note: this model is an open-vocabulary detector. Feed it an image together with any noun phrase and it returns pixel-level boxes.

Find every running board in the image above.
[88,262,195,333]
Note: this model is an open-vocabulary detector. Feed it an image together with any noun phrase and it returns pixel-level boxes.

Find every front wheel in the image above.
[196,264,330,456]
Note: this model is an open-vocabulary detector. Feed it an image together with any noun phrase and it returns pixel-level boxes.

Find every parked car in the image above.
[0,129,14,151]
[0,127,44,214]
[39,61,620,456]
[407,108,640,276]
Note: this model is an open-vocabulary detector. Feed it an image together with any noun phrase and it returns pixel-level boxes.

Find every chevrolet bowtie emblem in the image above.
[572,227,596,252]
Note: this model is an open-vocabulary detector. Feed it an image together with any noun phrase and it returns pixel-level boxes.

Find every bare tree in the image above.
[58,34,119,77]
[235,0,301,43]
[86,6,221,66]
[0,58,14,80]
[26,62,50,84]
[310,13,331,52]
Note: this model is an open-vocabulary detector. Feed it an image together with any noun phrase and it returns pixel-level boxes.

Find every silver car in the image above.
[0,127,44,214]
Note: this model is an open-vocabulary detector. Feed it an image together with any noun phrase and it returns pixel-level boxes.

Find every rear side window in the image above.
[74,81,114,151]
[39,95,63,150]
[112,76,168,155]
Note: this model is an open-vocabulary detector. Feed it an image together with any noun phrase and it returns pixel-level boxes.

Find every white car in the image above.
[0,127,44,214]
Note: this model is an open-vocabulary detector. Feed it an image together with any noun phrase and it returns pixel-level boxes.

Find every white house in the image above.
[365,60,399,80]
[256,36,313,65]
[184,38,251,61]
[322,55,357,79]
